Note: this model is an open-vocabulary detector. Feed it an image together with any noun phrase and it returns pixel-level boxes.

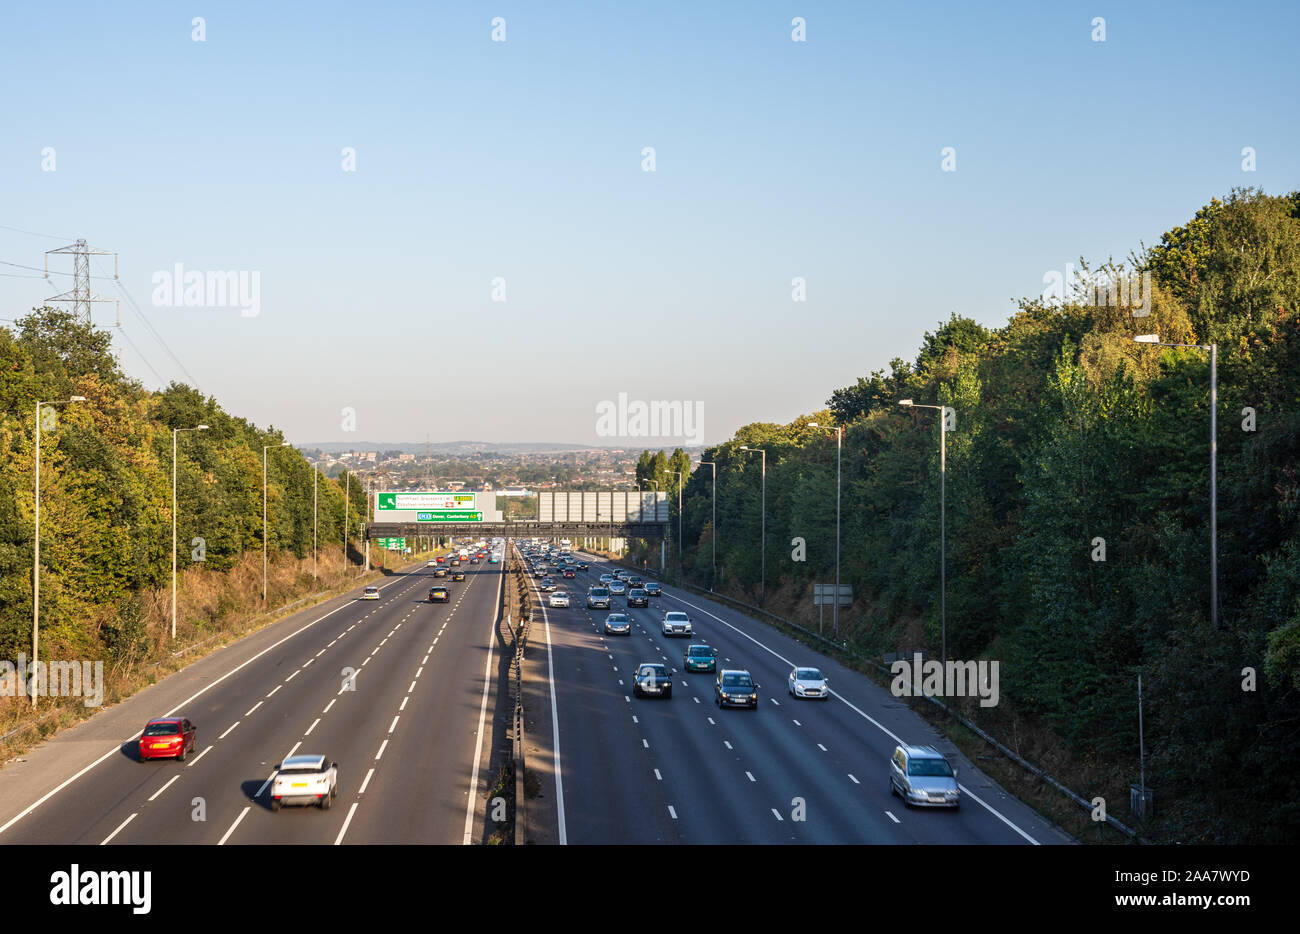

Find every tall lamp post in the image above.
[172,424,209,639]
[312,466,318,582]
[263,442,292,602]
[899,400,948,666]
[1134,334,1218,628]
[342,469,351,570]
[32,396,87,706]
[672,470,683,574]
[809,422,842,633]
[638,480,659,570]
[738,446,767,604]
[698,460,717,584]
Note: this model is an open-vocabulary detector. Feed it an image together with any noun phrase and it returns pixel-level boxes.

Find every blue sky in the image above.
[2,1,1296,446]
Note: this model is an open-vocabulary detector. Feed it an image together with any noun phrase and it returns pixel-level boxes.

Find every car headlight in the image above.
[749,693,757,700]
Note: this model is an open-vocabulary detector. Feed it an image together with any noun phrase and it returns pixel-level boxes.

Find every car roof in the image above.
[719,668,752,677]
[282,754,328,768]
[899,744,946,759]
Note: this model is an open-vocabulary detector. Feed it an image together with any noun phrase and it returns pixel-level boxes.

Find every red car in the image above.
[435,556,446,564]
[562,568,576,578]
[138,717,197,762]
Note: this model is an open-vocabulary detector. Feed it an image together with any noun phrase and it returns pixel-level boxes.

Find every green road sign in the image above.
[416,511,482,522]
[377,537,407,548]
[377,492,476,512]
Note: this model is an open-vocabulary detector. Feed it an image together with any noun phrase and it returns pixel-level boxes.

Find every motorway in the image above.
[0,541,1073,846]
[0,552,505,845]
[524,548,1073,845]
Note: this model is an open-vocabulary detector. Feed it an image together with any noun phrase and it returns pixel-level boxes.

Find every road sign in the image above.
[813,584,853,606]
[377,537,406,548]
[416,511,482,522]
[377,492,476,512]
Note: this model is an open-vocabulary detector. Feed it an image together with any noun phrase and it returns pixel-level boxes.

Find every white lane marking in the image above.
[746,771,756,782]
[302,658,314,668]
[218,807,250,845]
[642,739,649,748]
[380,638,388,646]
[323,699,336,714]
[305,718,321,736]
[285,670,300,682]
[886,811,901,824]
[409,681,417,694]
[328,639,338,647]
[708,717,716,725]
[422,654,430,664]
[267,685,282,698]
[187,745,212,768]
[148,776,179,801]
[693,696,700,704]
[663,590,1044,844]
[848,773,860,784]
[100,813,137,845]
[400,696,408,711]
[285,741,301,759]
[817,743,827,751]
[370,648,379,657]
[219,721,240,740]
[771,809,784,821]
[632,715,638,723]
[654,769,662,780]
[359,768,375,794]
[388,716,400,734]
[254,772,275,798]
[793,719,801,726]
[334,802,359,845]
[668,806,678,819]
[361,657,370,667]
[315,648,327,657]
[463,567,503,845]
[245,701,263,716]
[416,667,424,677]
[724,740,733,750]
[770,698,779,706]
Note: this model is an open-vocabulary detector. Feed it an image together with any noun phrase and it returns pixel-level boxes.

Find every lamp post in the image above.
[673,470,683,574]
[1134,334,1219,628]
[899,400,948,667]
[738,446,767,604]
[312,466,318,582]
[32,396,87,706]
[172,424,209,639]
[698,460,717,584]
[263,442,292,602]
[342,469,350,571]
[809,422,842,633]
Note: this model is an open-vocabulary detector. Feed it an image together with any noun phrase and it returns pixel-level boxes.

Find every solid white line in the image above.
[245,701,263,716]
[463,567,502,845]
[187,744,212,768]
[254,772,275,798]
[886,811,901,824]
[219,721,240,739]
[100,813,137,845]
[148,776,179,801]
[388,716,400,734]
[665,590,1041,844]
[218,807,250,845]
[359,768,374,794]
[305,718,321,736]
[334,802,359,845]
[323,699,336,714]
[534,574,569,845]
[286,741,301,759]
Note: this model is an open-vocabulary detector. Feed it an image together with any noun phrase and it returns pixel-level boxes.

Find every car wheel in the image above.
[270,799,281,812]
[665,688,672,699]
[177,744,187,763]
[321,791,332,810]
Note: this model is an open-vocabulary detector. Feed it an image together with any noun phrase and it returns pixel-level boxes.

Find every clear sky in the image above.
[2,1,1296,447]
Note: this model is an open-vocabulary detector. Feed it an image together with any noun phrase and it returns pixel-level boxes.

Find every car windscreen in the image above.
[589,589,609,597]
[279,764,325,774]
[722,674,752,687]
[796,669,823,680]
[665,613,688,622]
[907,758,954,777]
[640,666,665,676]
[142,723,179,736]
[606,614,628,622]
[689,647,715,656]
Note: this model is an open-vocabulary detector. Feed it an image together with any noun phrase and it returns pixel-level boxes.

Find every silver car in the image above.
[889,745,960,808]
[788,666,830,700]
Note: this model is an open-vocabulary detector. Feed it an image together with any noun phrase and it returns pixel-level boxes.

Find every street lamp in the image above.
[172,424,209,639]
[808,422,842,634]
[672,470,683,574]
[698,460,717,584]
[32,395,87,706]
[899,400,949,667]
[1133,334,1219,628]
[263,442,292,602]
[738,446,767,604]
[342,469,351,570]
[312,466,318,582]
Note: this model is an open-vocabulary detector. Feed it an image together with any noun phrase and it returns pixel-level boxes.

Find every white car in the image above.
[661,611,693,637]
[549,591,570,608]
[788,666,830,700]
[426,560,438,567]
[361,586,380,600]
[270,754,338,811]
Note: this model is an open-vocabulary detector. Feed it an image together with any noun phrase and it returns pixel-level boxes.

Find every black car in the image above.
[451,570,466,581]
[429,586,449,603]
[576,562,588,571]
[540,578,558,592]
[633,663,673,699]
[643,582,662,596]
[627,588,649,608]
[715,669,758,709]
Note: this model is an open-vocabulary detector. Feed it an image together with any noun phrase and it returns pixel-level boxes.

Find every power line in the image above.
[1,258,116,278]
[0,223,74,241]
[100,260,203,392]
[114,323,168,386]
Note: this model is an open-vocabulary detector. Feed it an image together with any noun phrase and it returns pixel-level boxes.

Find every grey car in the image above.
[889,744,961,808]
